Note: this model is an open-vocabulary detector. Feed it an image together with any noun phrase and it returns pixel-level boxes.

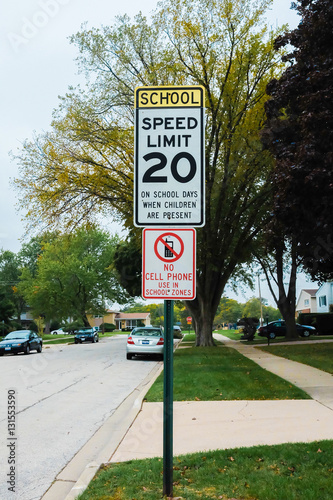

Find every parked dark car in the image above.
[0,330,43,356]
[257,320,316,339]
[74,328,99,344]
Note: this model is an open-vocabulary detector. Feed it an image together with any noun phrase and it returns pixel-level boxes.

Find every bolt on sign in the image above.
[134,86,205,227]
[142,228,196,300]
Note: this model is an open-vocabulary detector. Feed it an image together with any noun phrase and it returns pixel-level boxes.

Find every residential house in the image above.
[296,289,318,315]
[88,311,151,330]
[17,308,34,327]
[88,311,117,328]
[114,312,151,330]
[316,282,333,313]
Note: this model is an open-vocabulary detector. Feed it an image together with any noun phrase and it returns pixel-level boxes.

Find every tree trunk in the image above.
[185,270,228,346]
[185,298,216,346]
[261,238,299,340]
[282,308,298,340]
[82,313,90,327]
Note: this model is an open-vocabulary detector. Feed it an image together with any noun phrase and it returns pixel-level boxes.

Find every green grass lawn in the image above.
[77,331,333,500]
[258,342,333,376]
[145,343,309,401]
[78,440,333,500]
[43,337,75,345]
[214,329,295,344]
[42,331,124,344]
[218,329,333,345]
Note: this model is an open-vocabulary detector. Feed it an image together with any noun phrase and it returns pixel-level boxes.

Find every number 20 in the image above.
[142,152,197,183]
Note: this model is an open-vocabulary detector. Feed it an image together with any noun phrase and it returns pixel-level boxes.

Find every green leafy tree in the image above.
[149,303,165,326]
[19,235,49,276]
[0,289,14,335]
[13,0,286,345]
[214,297,244,326]
[242,297,264,320]
[242,296,280,322]
[0,250,25,324]
[262,0,333,280]
[113,234,142,297]
[19,229,128,325]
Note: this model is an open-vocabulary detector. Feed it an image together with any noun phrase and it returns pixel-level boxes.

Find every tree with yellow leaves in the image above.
[13,0,286,345]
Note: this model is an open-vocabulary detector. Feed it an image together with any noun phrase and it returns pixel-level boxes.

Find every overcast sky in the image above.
[0,0,316,304]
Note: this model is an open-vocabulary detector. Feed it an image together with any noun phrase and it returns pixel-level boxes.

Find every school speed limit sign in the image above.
[134,86,205,227]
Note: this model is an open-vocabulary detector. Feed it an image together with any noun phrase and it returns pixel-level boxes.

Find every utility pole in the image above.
[258,273,263,327]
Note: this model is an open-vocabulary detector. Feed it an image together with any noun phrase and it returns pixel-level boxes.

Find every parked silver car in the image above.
[126,326,164,360]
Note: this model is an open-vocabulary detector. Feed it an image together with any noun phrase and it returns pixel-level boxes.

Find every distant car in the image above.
[173,325,182,338]
[0,330,43,356]
[126,326,164,360]
[50,328,67,335]
[74,328,99,344]
[257,320,316,339]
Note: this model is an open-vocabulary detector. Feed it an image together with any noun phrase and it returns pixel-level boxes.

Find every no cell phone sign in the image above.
[142,228,196,300]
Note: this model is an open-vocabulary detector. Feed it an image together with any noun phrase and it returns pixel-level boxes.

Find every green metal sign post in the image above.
[163,299,174,497]
[135,85,203,498]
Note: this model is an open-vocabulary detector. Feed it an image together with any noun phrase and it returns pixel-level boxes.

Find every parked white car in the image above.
[50,328,67,335]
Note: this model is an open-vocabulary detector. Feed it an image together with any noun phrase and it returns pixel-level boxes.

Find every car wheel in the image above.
[25,345,30,355]
[127,353,132,360]
[302,330,311,337]
[37,344,42,353]
[268,332,276,339]
[74,339,79,344]
[92,337,95,343]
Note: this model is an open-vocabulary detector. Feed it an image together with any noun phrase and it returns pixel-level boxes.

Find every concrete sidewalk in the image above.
[51,334,333,499]
[110,334,333,463]
[216,333,333,410]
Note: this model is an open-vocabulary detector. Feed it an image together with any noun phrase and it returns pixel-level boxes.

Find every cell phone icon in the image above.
[164,238,174,258]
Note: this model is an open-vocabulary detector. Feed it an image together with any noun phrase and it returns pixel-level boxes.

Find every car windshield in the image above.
[132,329,161,337]
[77,331,92,334]
[5,331,30,340]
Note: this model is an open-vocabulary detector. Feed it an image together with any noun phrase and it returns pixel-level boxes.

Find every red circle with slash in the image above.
[153,232,184,263]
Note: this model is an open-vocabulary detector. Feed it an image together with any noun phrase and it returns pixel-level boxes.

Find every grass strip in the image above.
[78,440,333,500]
[258,343,333,376]
[43,337,74,345]
[219,330,333,345]
[145,345,309,401]
[43,331,124,344]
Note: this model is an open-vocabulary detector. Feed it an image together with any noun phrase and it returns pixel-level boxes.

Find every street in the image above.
[0,336,160,500]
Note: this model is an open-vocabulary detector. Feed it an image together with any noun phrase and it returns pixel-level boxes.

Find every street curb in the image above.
[41,361,164,500]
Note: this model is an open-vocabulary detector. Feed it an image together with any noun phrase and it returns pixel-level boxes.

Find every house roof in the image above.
[302,289,318,297]
[115,312,150,320]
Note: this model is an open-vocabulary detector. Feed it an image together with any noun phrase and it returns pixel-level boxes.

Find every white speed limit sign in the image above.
[134,86,205,227]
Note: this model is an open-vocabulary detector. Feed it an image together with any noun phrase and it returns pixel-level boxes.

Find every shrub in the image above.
[103,323,116,332]
[29,321,39,333]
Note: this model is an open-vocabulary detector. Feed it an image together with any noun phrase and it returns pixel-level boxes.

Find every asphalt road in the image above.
[0,336,160,500]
